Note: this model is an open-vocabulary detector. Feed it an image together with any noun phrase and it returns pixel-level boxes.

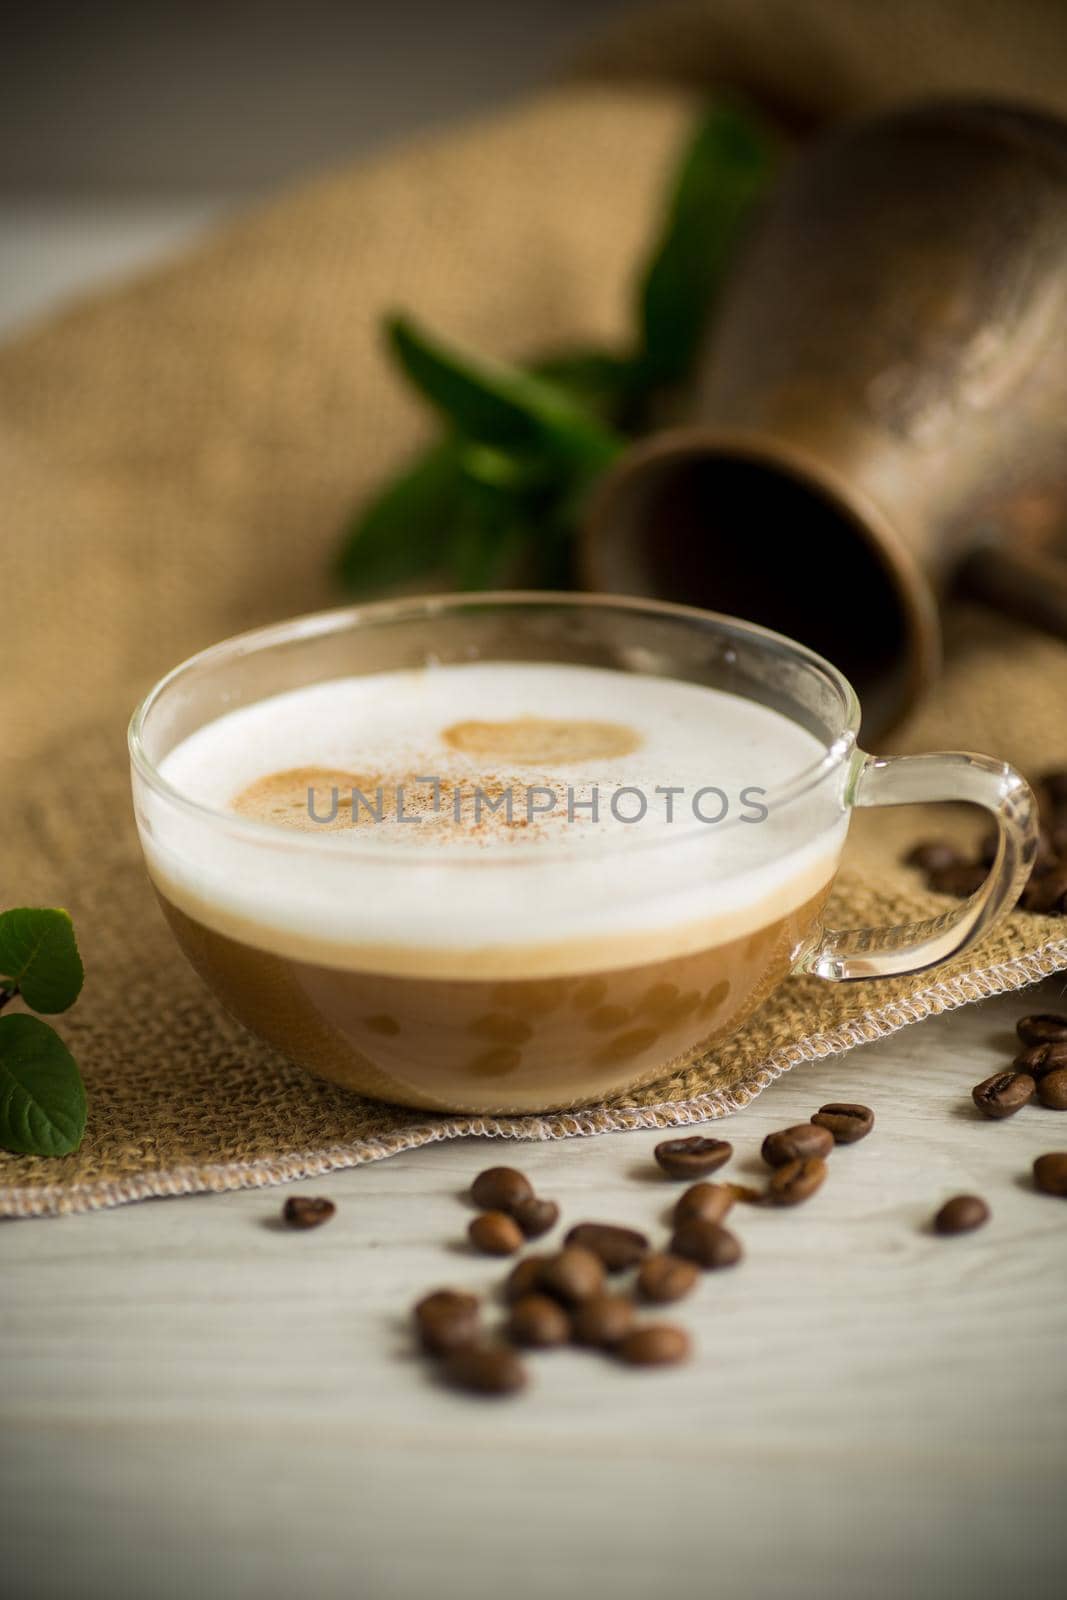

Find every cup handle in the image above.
[800,752,1038,981]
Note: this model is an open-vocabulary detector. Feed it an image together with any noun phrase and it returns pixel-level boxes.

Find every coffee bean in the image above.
[469,1211,524,1256]
[768,1155,828,1205]
[673,1181,736,1227]
[972,1070,1035,1119]
[928,861,987,898]
[414,1290,480,1355]
[1014,1041,1067,1080]
[503,1254,549,1302]
[470,1166,534,1213]
[1037,1068,1067,1110]
[1040,768,1067,809]
[1033,1152,1067,1196]
[670,1219,743,1269]
[1017,1011,1067,1049]
[539,1246,606,1305]
[761,1123,835,1167]
[1030,775,1057,826]
[933,1195,990,1235]
[987,826,1058,873]
[442,1343,527,1396]
[564,1222,649,1272]
[654,1136,732,1179]
[512,1197,560,1239]
[1021,864,1067,914]
[570,1294,635,1348]
[506,1294,571,1348]
[811,1103,874,1144]
[905,840,962,874]
[636,1253,699,1304]
[616,1325,691,1367]
[281,1196,335,1229]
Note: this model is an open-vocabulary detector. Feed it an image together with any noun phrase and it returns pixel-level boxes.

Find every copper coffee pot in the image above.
[581,100,1067,738]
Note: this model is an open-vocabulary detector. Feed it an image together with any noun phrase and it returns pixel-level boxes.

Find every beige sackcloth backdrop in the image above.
[3,0,1067,1216]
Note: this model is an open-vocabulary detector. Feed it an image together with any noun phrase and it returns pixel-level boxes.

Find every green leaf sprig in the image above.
[337,102,776,596]
[0,908,87,1157]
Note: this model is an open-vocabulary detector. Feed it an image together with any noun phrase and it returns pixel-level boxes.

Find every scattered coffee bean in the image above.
[761,1123,835,1167]
[1021,864,1067,915]
[1016,1013,1067,1047]
[971,1070,1035,1120]
[904,770,1067,919]
[654,1136,732,1179]
[976,827,999,867]
[539,1246,606,1305]
[616,1325,691,1367]
[506,1294,571,1348]
[905,840,962,874]
[991,827,1058,873]
[281,1196,336,1229]
[1042,769,1067,807]
[670,1219,743,1269]
[470,1166,534,1213]
[503,1254,549,1303]
[414,1290,481,1355]
[469,1211,524,1256]
[928,861,988,898]
[673,1181,735,1227]
[512,1196,560,1239]
[768,1155,828,1205]
[570,1294,635,1348]
[1033,1152,1067,1196]
[1014,1041,1067,1080]
[564,1222,649,1272]
[636,1253,699,1304]
[933,1195,990,1235]
[442,1343,527,1396]
[811,1103,874,1144]
[1037,1068,1067,1110]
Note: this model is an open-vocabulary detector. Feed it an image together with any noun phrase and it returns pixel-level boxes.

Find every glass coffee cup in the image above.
[129,594,1036,1114]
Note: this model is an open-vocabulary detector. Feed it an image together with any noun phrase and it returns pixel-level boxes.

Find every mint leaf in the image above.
[638,105,775,388]
[336,438,546,596]
[0,1013,86,1156]
[0,907,84,1014]
[387,315,622,473]
[531,349,641,428]
[336,438,467,593]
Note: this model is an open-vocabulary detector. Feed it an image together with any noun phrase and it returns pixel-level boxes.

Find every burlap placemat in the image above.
[3,6,1067,1216]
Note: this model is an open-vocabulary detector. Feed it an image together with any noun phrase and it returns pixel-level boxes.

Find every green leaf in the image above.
[0,907,84,1014]
[638,104,775,388]
[386,315,622,472]
[458,441,555,495]
[0,1013,86,1156]
[445,465,532,590]
[530,349,641,427]
[336,438,466,593]
[449,516,528,592]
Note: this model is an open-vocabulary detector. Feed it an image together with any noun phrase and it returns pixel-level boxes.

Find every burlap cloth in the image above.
[3,1,1067,1217]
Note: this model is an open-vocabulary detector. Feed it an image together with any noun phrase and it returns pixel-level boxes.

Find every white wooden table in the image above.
[4,978,1066,1600]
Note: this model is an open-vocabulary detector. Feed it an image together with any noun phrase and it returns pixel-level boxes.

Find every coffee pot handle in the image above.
[800,752,1038,981]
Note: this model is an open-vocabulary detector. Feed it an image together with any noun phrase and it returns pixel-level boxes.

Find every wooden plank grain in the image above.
[2,980,1066,1600]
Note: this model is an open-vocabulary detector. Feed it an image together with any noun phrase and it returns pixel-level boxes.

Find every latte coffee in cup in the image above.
[132,594,1033,1114]
[145,661,841,1111]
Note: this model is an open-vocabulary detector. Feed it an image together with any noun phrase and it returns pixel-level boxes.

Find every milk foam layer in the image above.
[142,663,850,977]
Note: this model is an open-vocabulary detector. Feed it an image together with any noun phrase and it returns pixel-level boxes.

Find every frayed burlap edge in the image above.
[5,934,1065,1220]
